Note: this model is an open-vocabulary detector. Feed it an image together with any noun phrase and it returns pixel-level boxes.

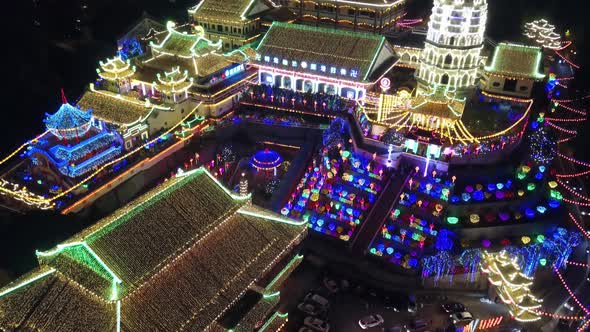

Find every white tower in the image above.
[239,172,248,196]
[416,0,488,96]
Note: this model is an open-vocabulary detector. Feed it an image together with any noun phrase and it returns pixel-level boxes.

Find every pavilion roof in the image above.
[254,22,391,82]
[485,43,546,80]
[97,56,136,81]
[150,22,222,58]
[154,66,194,94]
[44,103,93,130]
[0,168,306,332]
[410,94,465,120]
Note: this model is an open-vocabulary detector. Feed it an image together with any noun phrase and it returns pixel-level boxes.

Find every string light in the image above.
[567,213,590,239]
[553,265,590,315]
[556,169,590,178]
[555,102,587,116]
[566,260,590,268]
[558,152,590,168]
[546,120,578,135]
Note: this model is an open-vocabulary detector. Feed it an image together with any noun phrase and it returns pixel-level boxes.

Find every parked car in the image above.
[323,277,339,293]
[450,311,473,324]
[304,317,330,332]
[298,302,322,316]
[386,325,407,332]
[304,293,330,309]
[358,314,384,329]
[409,319,427,329]
[441,302,466,313]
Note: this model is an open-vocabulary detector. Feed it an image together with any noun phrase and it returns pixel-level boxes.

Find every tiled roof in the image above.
[485,43,545,80]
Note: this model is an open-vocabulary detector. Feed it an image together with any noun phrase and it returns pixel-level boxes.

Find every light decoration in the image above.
[528,125,557,165]
[97,56,136,81]
[554,102,587,116]
[0,102,202,206]
[553,265,590,315]
[557,178,590,203]
[523,19,562,49]
[567,213,590,239]
[558,152,590,168]
[44,100,93,140]
[250,149,283,172]
[239,172,248,196]
[480,251,543,322]
[0,267,56,298]
[153,66,194,95]
[566,260,590,268]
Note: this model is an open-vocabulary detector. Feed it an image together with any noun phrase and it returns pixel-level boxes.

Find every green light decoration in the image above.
[536,234,545,243]
[265,254,303,291]
[263,291,281,299]
[517,172,527,180]
[539,258,547,266]
[0,268,56,298]
[550,189,563,200]
[527,183,536,191]
[447,216,459,224]
[393,209,401,217]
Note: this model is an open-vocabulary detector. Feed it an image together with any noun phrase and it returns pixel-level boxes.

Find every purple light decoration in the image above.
[482,239,491,248]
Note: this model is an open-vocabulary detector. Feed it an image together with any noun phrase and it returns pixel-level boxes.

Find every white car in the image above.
[304,317,330,332]
[358,314,384,329]
[304,293,330,309]
[298,302,322,316]
[450,311,473,324]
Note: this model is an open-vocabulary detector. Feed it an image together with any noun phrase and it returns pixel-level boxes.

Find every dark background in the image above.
[0,0,584,279]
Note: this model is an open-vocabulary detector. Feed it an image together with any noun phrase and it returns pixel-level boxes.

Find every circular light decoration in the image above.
[470,214,480,224]
[521,236,531,244]
[380,77,391,92]
[539,258,547,266]
[250,149,283,171]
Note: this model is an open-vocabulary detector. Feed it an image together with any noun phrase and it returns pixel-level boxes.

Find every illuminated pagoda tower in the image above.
[26,92,124,179]
[416,0,488,96]
[523,19,561,50]
[153,66,194,104]
[96,56,136,93]
[480,251,543,323]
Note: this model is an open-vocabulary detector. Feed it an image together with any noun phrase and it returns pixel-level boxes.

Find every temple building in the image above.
[276,0,406,32]
[253,22,398,100]
[481,43,545,98]
[415,0,488,96]
[0,167,307,331]
[25,96,124,180]
[132,21,257,117]
[188,0,275,51]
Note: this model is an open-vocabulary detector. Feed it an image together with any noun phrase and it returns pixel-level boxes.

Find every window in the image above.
[519,85,528,91]
[217,25,222,32]
[125,140,133,149]
[224,26,228,32]
[181,108,185,113]
[492,82,501,87]
[141,131,148,140]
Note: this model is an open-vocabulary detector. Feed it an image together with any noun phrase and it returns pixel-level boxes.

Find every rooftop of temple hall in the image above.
[189,0,275,22]
[484,43,546,80]
[254,22,397,83]
[0,167,306,332]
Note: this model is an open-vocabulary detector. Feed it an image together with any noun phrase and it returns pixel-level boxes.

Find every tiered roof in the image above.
[255,22,393,82]
[0,168,306,332]
[480,251,542,322]
[411,92,465,120]
[45,103,92,131]
[154,66,194,94]
[485,43,545,80]
[97,56,136,81]
[189,0,272,22]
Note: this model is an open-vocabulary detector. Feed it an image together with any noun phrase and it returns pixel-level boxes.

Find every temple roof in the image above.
[44,103,93,131]
[410,92,465,120]
[0,168,306,331]
[77,87,162,126]
[97,56,136,81]
[150,22,222,58]
[189,0,273,22]
[485,43,546,80]
[154,66,194,94]
[254,22,394,82]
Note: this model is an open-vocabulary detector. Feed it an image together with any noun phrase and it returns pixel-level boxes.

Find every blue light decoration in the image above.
[435,229,454,251]
[421,251,454,285]
[542,228,582,270]
[459,249,481,282]
[224,64,245,79]
[117,38,143,60]
[44,103,93,140]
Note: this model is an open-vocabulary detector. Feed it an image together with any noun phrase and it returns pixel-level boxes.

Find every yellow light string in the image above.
[0,103,202,204]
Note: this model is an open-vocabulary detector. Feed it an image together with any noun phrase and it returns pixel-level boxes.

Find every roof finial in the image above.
[60,88,68,104]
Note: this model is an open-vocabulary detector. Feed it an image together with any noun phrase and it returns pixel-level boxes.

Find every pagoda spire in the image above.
[61,88,68,104]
